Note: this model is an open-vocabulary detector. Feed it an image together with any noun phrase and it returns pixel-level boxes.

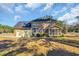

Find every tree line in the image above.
[0,24,14,33]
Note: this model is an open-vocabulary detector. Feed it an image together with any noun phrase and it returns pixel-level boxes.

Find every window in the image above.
[50,29,54,35]
[32,24,38,28]
[32,28,37,32]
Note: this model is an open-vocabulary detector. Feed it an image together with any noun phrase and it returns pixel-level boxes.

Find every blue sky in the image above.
[0,3,79,26]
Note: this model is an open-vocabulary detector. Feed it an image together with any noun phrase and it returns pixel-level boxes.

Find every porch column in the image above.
[49,29,50,36]
[58,29,59,35]
[53,29,54,35]
[56,29,58,35]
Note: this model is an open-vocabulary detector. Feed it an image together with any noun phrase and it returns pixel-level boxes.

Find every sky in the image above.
[0,3,79,26]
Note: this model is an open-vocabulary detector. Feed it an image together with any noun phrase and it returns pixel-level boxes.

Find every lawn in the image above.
[0,38,78,56]
[56,33,79,41]
[0,33,79,56]
[0,37,17,41]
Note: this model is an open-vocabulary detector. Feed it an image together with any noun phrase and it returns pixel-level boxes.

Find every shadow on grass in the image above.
[0,40,14,50]
[47,49,79,56]
[46,38,79,48]
[0,40,13,43]
[3,48,79,56]
[4,47,28,56]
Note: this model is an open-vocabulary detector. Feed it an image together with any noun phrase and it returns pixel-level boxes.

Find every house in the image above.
[14,21,32,37]
[14,16,62,37]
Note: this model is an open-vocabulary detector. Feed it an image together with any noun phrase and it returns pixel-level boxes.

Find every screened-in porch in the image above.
[49,28,62,36]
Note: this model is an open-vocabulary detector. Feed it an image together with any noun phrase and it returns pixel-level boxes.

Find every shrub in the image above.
[42,33,49,37]
[60,34,64,37]
[36,33,41,37]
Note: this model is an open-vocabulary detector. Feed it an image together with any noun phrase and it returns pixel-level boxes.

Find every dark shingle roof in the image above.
[32,16,56,22]
[14,21,31,29]
[14,16,56,29]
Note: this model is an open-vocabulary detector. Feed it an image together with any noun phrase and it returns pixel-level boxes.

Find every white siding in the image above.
[15,30,32,38]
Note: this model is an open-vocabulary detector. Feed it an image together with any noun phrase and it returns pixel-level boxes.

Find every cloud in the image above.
[43,3,54,11]
[58,6,79,24]
[14,15,21,21]
[25,3,42,10]
[66,3,75,9]
[52,7,67,16]
[52,3,75,17]
[15,5,27,13]
[15,5,23,13]
[70,6,79,15]
[0,3,15,14]
[58,13,75,21]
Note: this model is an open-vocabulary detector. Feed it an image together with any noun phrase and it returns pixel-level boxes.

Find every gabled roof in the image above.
[32,16,56,22]
[14,21,31,30]
[48,23,62,29]
[14,16,57,30]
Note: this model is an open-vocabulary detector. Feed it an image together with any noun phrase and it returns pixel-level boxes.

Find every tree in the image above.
[0,24,14,33]
[56,20,68,34]
[74,23,79,32]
